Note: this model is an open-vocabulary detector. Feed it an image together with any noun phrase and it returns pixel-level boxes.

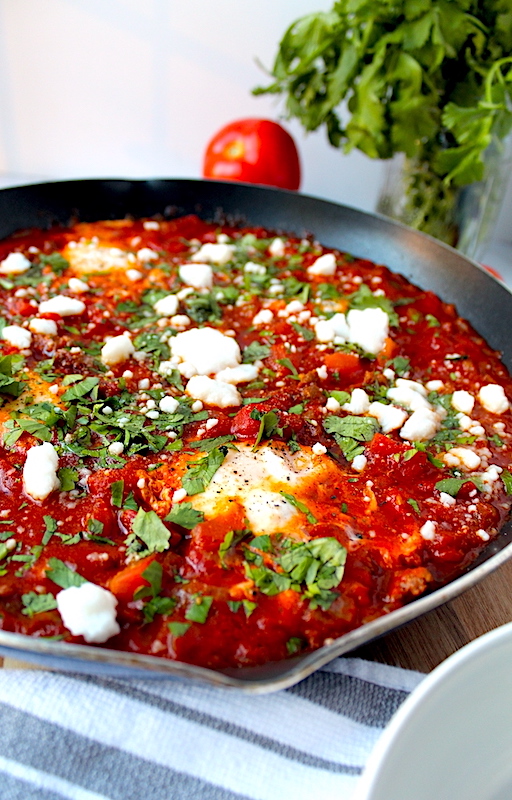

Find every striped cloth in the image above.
[0,658,423,800]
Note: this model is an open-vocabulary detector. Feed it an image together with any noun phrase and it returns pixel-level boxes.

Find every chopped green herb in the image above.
[42,515,58,546]
[279,491,317,524]
[168,621,191,638]
[61,377,99,402]
[288,403,304,414]
[46,558,87,589]
[185,594,213,624]
[165,503,205,529]
[286,637,303,655]
[21,592,58,617]
[131,509,171,554]
[111,479,124,508]
[323,415,378,461]
[242,341,271,363]
[501,470,512,495]
[57,467,79,492]
[407,498,420,514]
[251,409,282,448]
[182,446,227,496]
[290,321,315,341]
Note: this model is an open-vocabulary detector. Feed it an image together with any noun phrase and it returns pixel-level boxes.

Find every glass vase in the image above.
[376,134,512,261]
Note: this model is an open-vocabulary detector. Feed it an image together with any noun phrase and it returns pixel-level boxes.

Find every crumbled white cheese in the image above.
[326,396,341,413]
[56,582,120,643]
[125,269,143,282]
[388,384,432,412]
[136,247,159,263]
[312,442,327,455]
[2,324,31,349]
[399,408,440,441]
[343,388,370,414]
[443,447,481,470]
[395,378,428,397]
[426,379,444,392]
[191,242,234,265]
[68,277,89,294]
[347,308,389,355]
[172,488,187,503]
[215,364,259,385]
[38,295,86,317]
[368,401,408,433]
[169,314,191,329]
[314,313,349,343]
[285,300,305,315]
[101,333,135,366]
[478,383,509,414]
[23,441,60,500]
[0,252,31,275]
[29,318,58,336]
[307,253,337,277]
[143,220,160,231]
[169,327,241,376]
[316,365,328,380]
[440,492,456,507]
[185,375,241,407]
[178,262,213,290]
[420,520,436,541]
[452,390,475,414]
[253,308,274,326]
[108,441,125,456]
[269,238,285,258]
[153,294,179,317]
[159,396,180,414]
[352,454,367,472]
[244,261,266,275]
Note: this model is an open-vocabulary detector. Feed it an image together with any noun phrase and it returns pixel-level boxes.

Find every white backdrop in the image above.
[0,0,510,240]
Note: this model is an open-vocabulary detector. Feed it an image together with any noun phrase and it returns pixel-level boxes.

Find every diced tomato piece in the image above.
[324,351,361,375]
[109,555,155,603]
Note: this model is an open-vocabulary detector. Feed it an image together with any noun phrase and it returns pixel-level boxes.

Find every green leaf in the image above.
[21,592,57,617]
[187,434,235,452]
[46,558,87,589]
[501,470,512,495]
[435,478,467,497]
[142,595,176,623]
[132,509,171,553]
[242,341,271,363]
[185,594,213,624]
[165,503,205,529]
[57,467,78,492]
[329,390,350,406]
[407,498,420,514]
[388,356,410,376]
[286,637,303,655]
[182,447,227,496]
[42,515,58,546]
[168,621,190,638]
[323,414,378,461]
[279,491,317,525]
[61,377,99,402]
[39,252,70,274]
[111,479,124,508]
[290,321,315,341]
[87,518,104,535]
[277,357,298,376]
[251,409,281,448]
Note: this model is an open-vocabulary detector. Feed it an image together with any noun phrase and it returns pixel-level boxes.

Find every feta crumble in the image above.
[2,324,31,349]
[0,252,31,275]
[23,442,60,500]
[478,384,509,414]
[38,295,86,317]
[178,262,213,290]
[101,333,135,366]
[56,582,120,643]
[186,376,241,408]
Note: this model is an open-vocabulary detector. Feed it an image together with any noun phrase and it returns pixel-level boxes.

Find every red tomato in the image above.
[203,118,301,190]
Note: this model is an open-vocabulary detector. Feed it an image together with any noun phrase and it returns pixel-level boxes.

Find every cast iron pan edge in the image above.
[0,178,510,691]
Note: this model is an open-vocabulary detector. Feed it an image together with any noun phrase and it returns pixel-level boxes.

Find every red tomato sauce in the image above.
[0,215,510,670]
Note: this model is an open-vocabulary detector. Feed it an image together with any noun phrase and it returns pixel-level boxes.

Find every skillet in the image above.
[0,177,510,692]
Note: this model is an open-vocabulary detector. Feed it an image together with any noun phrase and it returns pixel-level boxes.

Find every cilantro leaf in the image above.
[280,491,317,524]
[243,341,271,363]
[61,377,99,402]
[57,467,78,492]
[185,594,213,624]
[165,503,205,529]
[251,409,281,448]
[168,621,191,638]
[182,447,227,496]
[42,515,58,546]
[21,592,58,617]
[502,470,512,495]
[110,479,124,508]
[46,558,87,589]
[323,415,378,461]
[290,321,315,341]
[132,509,171,553]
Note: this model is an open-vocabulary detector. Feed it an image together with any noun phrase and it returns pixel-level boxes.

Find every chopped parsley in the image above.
[21,592,58,617]
[279,491,317,524]
[185,594,213,624]
[323,415,379,461]
[165,503,205,529]
[46,558,87,589]
[181,446,227,496]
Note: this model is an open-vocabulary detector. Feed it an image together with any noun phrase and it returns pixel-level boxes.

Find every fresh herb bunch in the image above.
[255,0,512,244]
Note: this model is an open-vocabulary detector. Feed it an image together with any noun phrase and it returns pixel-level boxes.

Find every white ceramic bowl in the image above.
[355,621,512,800]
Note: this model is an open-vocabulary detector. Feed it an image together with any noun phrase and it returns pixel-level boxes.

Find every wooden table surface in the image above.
[2,557,512,673]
